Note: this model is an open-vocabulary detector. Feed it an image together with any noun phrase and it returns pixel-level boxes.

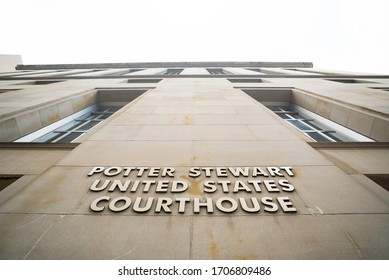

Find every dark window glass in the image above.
[228,79,262,83]
[306,132,331,142]
[128,79,162,83]
[77,121,99,131]
[31,105,123,143]
[324,132,342,142]
[366,175,389,192]
[165,69,183,75]
[99,114,111,120]
[0,176,21,192]
[278,113,291,120]
[56,132,83,143]
[206,68,225,75]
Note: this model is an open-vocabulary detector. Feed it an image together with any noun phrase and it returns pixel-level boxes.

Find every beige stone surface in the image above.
[192,141,332,166]
[111,113,280,125]
[155,105,236,114]
[237,113,282,125]
[370,105,389,114]
[350,174,389,205]
[233,105,266,114]
[318,149,389,174]
[87,125,142,141]
[347,110,375,136]
[15,110,42,136]
[270,78,389,117]
[0,107,23,118]
[191,214,389,259]
[0,118,19,141]
[0,79,124,120]
[0,214,190,259]
[291,90,305,107]
[248,124,307,141]
[0,175,37,205]
[290,166,389,214]
[316,99,332,118]
[1,67,388,260]
[125,106,156,114]
[334,214,389,259]
[303,95,318,112]
[196,100,255,106]
[132,125,256,141]
[370,118,389,141]
[110,114,176,125]
[0,167,94,213]
[0,214,60,259]
[39,105,61,127]
[330,104,350,126]
[71,95,88,112]
[58,141,194,166]
[57,99,75,119]
[0,150,69,174]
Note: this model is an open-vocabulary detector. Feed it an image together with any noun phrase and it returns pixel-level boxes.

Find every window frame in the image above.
[270,105,374,142]
[14,105,123,143]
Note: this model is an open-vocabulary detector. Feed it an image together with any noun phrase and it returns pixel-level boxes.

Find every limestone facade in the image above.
[0,62,388,259]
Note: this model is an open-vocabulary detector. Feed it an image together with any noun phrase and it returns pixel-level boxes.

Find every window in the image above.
[239,88,291,104]
[128,78,162,83]
[326,79,376,84]
[125,69,144,74]
[15,105,123,143]
[14,88,148,143]
[14,80,63,85]
[228,78,263,83]
[0,89,20,93]
[369,87,389,92]
[206,68,225,75]
[270,106,341,142]
[164,69,183,75]
[34,80,63,85]
[269,106,373,142]
[0,175,21,192]
[240,87,374,143]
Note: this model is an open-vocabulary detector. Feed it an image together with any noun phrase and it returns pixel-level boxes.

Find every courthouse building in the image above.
[0,61,388,259]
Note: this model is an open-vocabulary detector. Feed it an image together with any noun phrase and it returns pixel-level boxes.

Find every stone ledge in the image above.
[308,142,389,149]
[0,142,80,150]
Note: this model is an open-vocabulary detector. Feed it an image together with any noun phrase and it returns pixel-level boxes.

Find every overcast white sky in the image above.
[1,0,389,74]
